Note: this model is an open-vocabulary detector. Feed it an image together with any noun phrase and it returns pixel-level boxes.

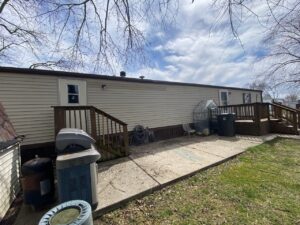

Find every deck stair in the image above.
[269,102,300,135]
[53,106,129,161]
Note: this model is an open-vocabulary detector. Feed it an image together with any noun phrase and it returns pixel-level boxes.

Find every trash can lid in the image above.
[56,128,95,153]
[22,157,52,175]
[56,145,100,169]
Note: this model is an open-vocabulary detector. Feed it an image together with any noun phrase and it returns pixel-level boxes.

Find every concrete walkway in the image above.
[13,134,299,224]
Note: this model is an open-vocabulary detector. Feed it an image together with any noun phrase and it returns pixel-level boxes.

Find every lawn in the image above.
[95,138,300,225]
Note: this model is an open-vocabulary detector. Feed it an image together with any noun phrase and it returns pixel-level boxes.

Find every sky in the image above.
[126,1,270,89]
[1,0,271,90]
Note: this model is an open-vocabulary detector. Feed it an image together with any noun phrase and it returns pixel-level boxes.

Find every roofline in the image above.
[0,66,262,92]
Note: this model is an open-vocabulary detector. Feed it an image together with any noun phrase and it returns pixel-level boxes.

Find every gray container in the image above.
[56,146,100,209]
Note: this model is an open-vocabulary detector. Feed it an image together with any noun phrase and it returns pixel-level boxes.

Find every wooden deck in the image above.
[210,102,300,135]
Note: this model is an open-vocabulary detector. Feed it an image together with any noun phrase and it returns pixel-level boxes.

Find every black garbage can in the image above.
[217,113,235,136]
[21,157,55,209]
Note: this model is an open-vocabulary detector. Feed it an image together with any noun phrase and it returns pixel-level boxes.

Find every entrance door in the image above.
[58,79,88,130]
[219,90,229,106]
[58,79,87,106]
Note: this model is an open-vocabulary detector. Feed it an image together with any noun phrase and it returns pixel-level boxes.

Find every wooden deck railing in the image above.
[211,102,299,134]
[53,106,129,160]
[269,102,299,133]
[211,103,270,122]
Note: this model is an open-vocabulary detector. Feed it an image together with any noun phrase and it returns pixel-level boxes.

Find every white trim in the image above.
[219,89,229,106]
[58,79,87,106]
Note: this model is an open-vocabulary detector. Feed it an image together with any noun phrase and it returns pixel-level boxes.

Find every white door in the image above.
[219,89,229,106]
[58,79,88,130]
[58,79,87,105]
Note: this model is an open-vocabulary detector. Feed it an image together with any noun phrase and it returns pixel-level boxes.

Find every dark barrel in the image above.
[217,113,236,136]
[21,157,55,209]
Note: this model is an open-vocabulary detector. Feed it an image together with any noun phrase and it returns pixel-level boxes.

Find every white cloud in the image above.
[2,0,274,90]
[133,0,272,88]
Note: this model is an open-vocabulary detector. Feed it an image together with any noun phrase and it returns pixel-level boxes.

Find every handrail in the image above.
[269,102,298,128]
[93,107,127,126]
[52,105,129,160]
[217,102,262,108]
[52,106,127,126]
[270,102,299,112]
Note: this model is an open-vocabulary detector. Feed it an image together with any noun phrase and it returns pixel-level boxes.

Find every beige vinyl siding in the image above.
[229,90,261,105]
[0,72,261,146]
[87,80,261,130]
[87,79,219,130]
[0,144,21,220]
[0,73,58,145]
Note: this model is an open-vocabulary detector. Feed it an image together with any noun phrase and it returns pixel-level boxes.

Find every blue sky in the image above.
[2,0,270,89]
[124,1,271,89]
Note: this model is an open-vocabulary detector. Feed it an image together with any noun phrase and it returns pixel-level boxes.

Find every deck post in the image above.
[292,112,298,134]
[254,103,261,135]
[266,103,270,122]
[54,107,66,136]
[298,111,300,129]
[90,107,97,139]
[123,125,129,155]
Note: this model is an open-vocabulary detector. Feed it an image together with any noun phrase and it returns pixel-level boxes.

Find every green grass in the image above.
[94,138,300,225]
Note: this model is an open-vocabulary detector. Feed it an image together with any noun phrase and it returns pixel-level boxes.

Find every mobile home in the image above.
[0,67,262,159]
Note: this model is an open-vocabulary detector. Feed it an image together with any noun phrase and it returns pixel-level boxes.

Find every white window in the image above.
[67,84,79,104]
[243,93,252,104]
[58,79,87,106]
[219,90,229,106]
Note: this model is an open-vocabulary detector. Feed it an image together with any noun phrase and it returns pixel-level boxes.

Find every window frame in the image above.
[219,89,229,106]
[67,84,80,104]
[243,93,252,104]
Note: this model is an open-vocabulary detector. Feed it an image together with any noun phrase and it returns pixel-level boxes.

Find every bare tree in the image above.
[214,0,300,89]
[263,2,300,88]
[0,0,178,72]
[247,80,279,99]
[1,0,299,86]
[0,1,42,62]
[284,93,298,102]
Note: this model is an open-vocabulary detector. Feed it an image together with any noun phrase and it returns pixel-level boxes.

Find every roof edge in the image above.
[0,66,262,92]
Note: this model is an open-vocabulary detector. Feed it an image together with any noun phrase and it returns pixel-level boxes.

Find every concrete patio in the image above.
[13,134,299,225]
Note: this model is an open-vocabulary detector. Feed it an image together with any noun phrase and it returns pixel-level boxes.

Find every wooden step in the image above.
[270,118,281,122]
[270,120,299,135]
